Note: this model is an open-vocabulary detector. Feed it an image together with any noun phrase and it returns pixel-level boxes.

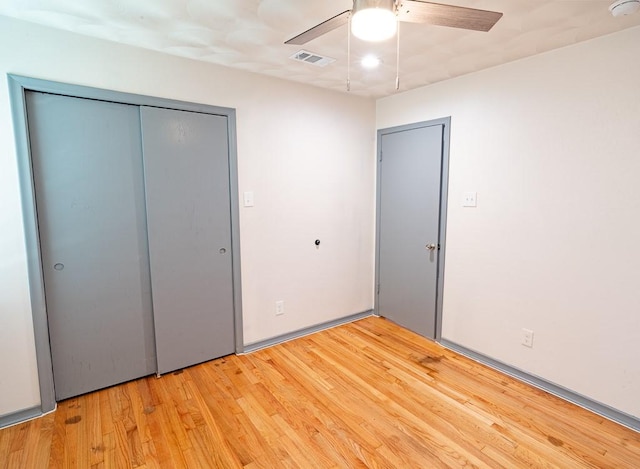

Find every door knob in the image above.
[425,244,436,251]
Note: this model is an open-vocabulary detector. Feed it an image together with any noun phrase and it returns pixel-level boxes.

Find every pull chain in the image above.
[347,13,351,92]
[395,18,400,91]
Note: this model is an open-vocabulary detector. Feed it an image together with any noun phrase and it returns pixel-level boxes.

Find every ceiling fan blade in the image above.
[397,1,503,32]
[285,10,351,45]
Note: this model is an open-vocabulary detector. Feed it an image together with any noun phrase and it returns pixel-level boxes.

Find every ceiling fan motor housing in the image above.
[353,0,396,10]
[609,0,640,17]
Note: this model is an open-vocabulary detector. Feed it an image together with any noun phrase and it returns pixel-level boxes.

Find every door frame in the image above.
[375,117,451,341]
[8,74,244,413]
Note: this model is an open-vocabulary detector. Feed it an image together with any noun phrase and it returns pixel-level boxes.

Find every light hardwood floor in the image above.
[1,316,639,468]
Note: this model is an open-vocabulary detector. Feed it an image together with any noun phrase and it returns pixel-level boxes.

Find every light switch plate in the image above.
[463,192,477,207]
[243,191,254,207]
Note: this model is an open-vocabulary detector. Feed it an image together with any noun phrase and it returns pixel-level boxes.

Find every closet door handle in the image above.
[425,244,436,251]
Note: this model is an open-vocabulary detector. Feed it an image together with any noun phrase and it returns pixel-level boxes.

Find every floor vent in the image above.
[289,50,335,67]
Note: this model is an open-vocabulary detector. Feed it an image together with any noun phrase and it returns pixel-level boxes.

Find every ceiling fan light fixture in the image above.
[351,0,397,42]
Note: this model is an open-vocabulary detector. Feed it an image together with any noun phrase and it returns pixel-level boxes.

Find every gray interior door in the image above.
[377,124,444,338]
[26,92,156,400]
[140,107,235,374]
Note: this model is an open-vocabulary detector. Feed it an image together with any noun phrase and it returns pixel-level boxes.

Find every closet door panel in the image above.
[26,91,156,400]
[141,107,235,374]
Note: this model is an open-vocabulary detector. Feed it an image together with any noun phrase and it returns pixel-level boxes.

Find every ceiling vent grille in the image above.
[289,50,335,67]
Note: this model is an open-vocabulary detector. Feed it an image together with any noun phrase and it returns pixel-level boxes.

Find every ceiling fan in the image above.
[285,0,503,45]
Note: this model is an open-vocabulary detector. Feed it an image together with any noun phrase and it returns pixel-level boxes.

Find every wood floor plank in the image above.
[146,379,190,467]
[84,390,103,467]
[137,388,177,467]
[2,316,639,468]
[48,395,67,467]
[21,416,53,468]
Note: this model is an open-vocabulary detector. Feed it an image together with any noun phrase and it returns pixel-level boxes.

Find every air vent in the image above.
[289,50,335,67]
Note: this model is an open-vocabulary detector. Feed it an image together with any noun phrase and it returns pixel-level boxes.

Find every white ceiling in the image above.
[2,1,639,98]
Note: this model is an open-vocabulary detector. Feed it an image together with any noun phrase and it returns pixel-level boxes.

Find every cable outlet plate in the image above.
[522,328,534,348]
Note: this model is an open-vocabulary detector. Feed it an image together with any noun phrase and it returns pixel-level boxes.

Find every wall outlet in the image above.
[463,191,477,207]
[522,328,534,348]
[275,300,284,316]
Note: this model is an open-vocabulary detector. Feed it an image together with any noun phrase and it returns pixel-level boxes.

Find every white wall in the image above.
[377,26,640,418]
[0,16,376,418]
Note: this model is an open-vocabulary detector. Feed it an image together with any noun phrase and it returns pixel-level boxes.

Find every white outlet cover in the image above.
[463,192,477,207]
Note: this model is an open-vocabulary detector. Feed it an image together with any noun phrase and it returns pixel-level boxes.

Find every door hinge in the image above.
[379,151,383,162]
[377,283,380,294]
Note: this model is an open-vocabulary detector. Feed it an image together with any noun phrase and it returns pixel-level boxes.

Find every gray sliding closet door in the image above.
[140,107,235,374]
[26,92,156,400]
